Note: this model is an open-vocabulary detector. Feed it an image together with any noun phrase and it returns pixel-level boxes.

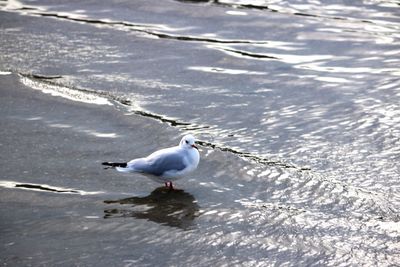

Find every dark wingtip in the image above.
[102,162,127,167]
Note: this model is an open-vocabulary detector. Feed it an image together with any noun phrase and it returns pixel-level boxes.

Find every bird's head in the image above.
[180,134,198,150]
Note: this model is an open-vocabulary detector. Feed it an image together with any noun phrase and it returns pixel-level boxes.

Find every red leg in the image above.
[165,181,174,190]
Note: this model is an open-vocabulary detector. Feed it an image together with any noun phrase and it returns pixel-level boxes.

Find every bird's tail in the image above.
[102,162,127,169]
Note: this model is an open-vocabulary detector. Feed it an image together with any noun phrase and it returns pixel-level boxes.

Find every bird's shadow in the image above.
[104,187,200,230]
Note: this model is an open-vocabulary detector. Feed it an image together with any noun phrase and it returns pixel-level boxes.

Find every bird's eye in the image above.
[185,140,189,144]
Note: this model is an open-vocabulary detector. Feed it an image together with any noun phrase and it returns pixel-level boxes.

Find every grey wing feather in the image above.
[129,153,187,176]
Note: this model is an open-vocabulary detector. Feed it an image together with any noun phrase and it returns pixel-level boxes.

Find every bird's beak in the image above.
[192,144,198,150]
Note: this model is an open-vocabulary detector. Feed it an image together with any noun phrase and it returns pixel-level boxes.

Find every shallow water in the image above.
[1,0,400,266]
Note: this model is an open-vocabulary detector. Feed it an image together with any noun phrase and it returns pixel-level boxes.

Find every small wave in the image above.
[16,72,308,172]
[0,180,103,195]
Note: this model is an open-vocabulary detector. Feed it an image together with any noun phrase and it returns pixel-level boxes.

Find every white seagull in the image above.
[102,134,200,189]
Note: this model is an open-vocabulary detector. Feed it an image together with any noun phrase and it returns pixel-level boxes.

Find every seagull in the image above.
[102,134,200,189]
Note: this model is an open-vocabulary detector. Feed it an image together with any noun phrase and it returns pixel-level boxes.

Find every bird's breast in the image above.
[188,149,200,168]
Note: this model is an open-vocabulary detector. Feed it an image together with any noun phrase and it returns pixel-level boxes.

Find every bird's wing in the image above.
[128,149,187,176]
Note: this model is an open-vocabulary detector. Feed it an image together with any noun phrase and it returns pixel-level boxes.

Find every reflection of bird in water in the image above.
[104,187,200,230]
[102,134,200,189]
